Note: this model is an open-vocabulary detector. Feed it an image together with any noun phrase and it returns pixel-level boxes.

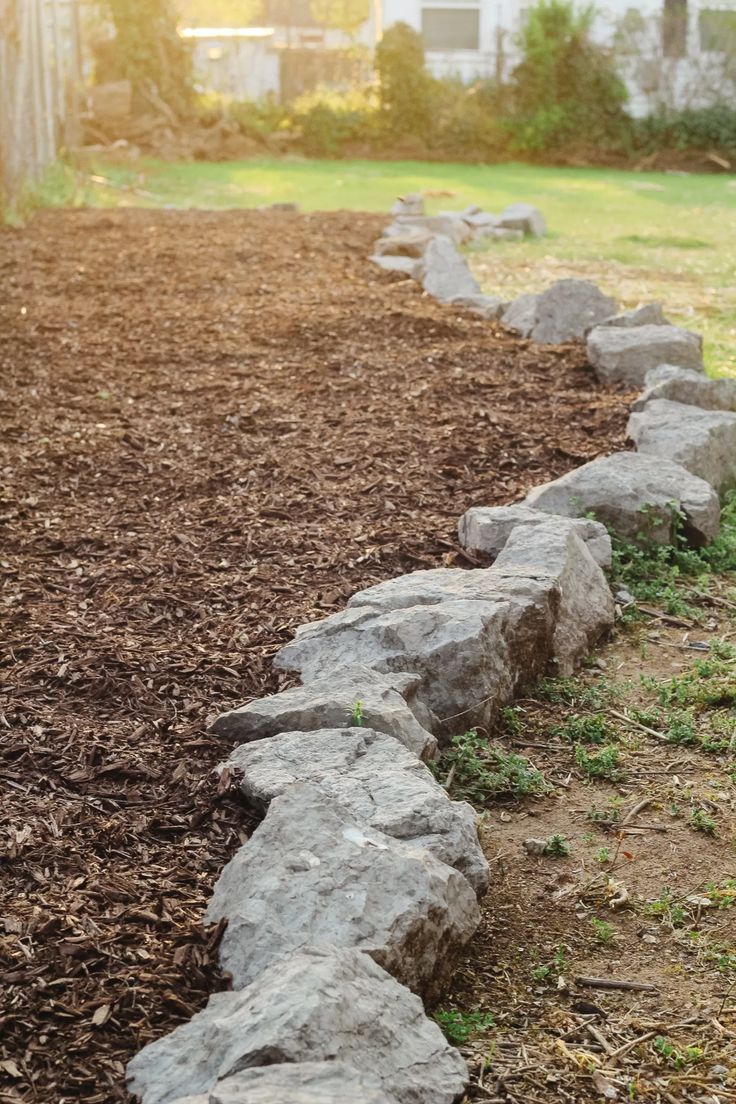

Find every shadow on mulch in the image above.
[0,208,629,1102]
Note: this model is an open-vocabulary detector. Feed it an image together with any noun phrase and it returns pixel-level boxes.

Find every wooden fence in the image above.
[0,0,83,206]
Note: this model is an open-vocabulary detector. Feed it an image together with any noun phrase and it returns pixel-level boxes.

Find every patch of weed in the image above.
[575,744,623,781]
[590,917,616,943]
[438,729,549,804]
[434,1009,495,1045]
[689,808,717,835]
[553,713,613,745]
[544,834,571,857]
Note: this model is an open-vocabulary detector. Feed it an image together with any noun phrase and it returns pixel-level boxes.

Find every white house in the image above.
[378,0,736,114]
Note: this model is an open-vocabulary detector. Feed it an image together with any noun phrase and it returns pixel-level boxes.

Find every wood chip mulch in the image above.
[0,208,629,1102]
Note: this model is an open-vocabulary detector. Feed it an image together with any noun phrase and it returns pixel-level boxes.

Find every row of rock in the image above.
[126,198,733,1104]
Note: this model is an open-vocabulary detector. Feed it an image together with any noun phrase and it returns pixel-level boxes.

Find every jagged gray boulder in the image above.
[208,1062,397,1104]
[205,784,480,994]
[502,279,617,344]
[448,293,506,319]
[595,302,668,329]
[209,666,436,760]
[391,193,424,217]
[373,232,433,259]
[458,505,612,568]
[370,255,421,277]
[523,451,720,546]
[496,202,546,236]
[391,214,472,245]
[587,324,704,386]
[492,522,615,674]
[420,237,480,301]
[275,571,557,736]
[633,365,736,412]
[221,727,489,894]
[126,947,469,1104]
[627,399,736,494]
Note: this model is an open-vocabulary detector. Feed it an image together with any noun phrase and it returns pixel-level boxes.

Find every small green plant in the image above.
[594,846,611,864]
[438,730,549,804]
[544,834,571,857]
[645,888,687,927]
[500,705,524,736]
[689,808,717,835]
[653,1036,704,1068]
[350,700,365,726]
[705,879,736,908]
[553,713,612,745]
[590,917,616,943]
[575,744,622,781]
[531,945,568,982]
[434,1008,495,1045]
[587,800,622,826]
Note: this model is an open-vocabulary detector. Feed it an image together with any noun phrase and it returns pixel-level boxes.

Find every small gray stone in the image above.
[126,946,468,1104]
[458,505,612,568]
[205,784,480,995]
[503,279,617,344]
[210,666,437,760]
[485,227,524,241]
[587,324,704,386]
[448,294,506,319]
[595,302,668,330]
[627,399,736,494]
[209,1062,396,1104]
[222,727,489,894]
[633,366,736,412]
[391,193,424,217]
[420,237,480,301]
[523,451,720,546]
[370,255,421,277]
[496,202,546,236]
[500,293,539,337]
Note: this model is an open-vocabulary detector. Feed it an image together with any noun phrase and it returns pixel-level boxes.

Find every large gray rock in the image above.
[210,666,437,760]
[523,451,720,546]
[222,727,489,895]
[502,280,617,344]
[587,324,704,386]
[627,399,736,494]
[126,947,469,1104]
[391,214,472,245]
[595,302,668,330]
[373,232,433,259]
[370,255,421,277]
[391,193,424,217]
[496,202,546,237]
[458,505,612,568]
[633,365,736,412]
[493,523,615,675]
[448,293,506,319]
[205,784,480,995]
[275,573,557,737]
[209,1062,397,1104]
[420,237,480,301]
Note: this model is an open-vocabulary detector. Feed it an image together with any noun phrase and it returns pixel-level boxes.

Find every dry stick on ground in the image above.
[608,709,670,744]
[575,977,660,993]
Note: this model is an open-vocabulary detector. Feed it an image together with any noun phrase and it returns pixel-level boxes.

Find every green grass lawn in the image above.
[42,156,736,375]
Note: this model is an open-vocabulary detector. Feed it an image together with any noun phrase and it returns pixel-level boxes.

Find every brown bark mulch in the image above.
[0,208,629,1103]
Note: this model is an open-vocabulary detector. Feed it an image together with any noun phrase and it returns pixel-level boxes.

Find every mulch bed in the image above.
[0,208,629,1103]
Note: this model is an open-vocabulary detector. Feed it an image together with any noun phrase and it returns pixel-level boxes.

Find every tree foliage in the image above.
[374,22,434,141]
[105,0,194,117]
[509,0,628,151]
[310,0,370,37]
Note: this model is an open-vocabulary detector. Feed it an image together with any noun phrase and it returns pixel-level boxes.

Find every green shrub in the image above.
[509,0,629,152]
[375,22,435,143]
[635,105,736,154]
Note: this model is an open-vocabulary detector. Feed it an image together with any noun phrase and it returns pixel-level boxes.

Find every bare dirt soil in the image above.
[0,208,630,1103]
[447,610,736,1103]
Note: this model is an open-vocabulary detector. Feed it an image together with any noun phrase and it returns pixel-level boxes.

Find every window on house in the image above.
[662,0,688,57]
[421,8,480,49]
[699,8,736,52]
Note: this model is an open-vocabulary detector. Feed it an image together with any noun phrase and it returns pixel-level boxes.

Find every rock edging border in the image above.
[124,199,730,1104]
